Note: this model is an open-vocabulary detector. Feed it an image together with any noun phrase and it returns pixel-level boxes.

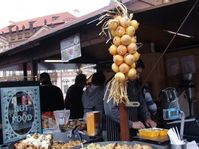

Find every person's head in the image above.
[75,74,87,88]
[136,59,145,80]
[91,72,106,86]
[39,72,52,85]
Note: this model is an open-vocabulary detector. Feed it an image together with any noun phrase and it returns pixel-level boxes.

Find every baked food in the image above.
[14,134,82,149]
[14,133,53,149]
[138,128,168,138]
[81,143,152,149]
[52,140,81,149]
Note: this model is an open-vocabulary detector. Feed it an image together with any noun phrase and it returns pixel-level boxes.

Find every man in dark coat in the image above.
[40,72,65,112]
[65,74,87,119]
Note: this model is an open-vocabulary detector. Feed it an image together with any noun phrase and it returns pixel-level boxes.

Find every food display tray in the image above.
[72,141,169,149]
[2,140,169,149]
[134,135,169,144]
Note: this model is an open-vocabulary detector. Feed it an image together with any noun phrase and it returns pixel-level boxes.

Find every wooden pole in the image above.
[31,60,38,81]
[23,63,27,81]
[119,103,130,141]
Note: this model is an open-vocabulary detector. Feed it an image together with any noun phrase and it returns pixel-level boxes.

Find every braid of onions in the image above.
[98,0,141,105]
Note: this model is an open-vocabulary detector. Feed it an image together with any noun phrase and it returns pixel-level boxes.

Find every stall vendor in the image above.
[104,59,157,141]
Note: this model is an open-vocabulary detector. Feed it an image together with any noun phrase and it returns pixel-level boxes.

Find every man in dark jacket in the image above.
[40,72,65,112]
[65,74,87,119]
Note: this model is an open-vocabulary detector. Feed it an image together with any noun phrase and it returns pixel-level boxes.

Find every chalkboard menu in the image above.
[0,81,41,145]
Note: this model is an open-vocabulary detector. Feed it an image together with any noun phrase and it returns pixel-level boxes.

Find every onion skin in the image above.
[114,72,126,82]
[113,36,121,46]
[111,30,117,37]
[124,54,134,65]
[119,17,130,28]
[127,43,137,54]
[130,20,139,30]
[117,45,127,56]
[127,68,137,79]
[109,44,117,55]
[121,35,132,46]
[131,63,136,69]
[113,55,124,66]
[119,63,130,74]
[133,51,140,61]
[126,26,135,36]
[108,19,119,31]
[112,63,119,73]
[115,26,126,37]
[131,36,137,43]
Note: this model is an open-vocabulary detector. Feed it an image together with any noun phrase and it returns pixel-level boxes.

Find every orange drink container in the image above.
[86,111,100,136]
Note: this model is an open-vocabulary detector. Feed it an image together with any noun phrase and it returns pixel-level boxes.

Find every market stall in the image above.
[1,0,199,148]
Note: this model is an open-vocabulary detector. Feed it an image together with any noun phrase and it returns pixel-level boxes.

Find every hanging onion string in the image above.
[98,0,141,105]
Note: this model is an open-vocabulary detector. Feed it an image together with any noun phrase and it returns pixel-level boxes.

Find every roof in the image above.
[0,5,110,54]
[0,11,76,34]
[2,1,185,49]
[1,0,197,61]
[0,2,140,54]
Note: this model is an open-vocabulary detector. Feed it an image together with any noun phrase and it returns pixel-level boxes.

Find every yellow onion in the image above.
[130,20,139,30]
[108,19,119,31]
[112,63,119,73]
[114,72,126,82]
[109,44,117,55]
[115,26,126,37]
[127,43,137,54]
[131,62,136,68]
[126,26,135,36]
[119,17,130,28]
[127,68,137,79]
[111,30,117,37]
[117,45,127,56]
[121,35,132,46]
[119,63,130,74]
[131,36,137,43]
[133,52,140,61]
[124,54,134,65]
[113,55,124,65]
[113,36,121,46]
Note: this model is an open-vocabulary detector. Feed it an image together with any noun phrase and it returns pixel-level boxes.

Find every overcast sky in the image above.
[0,0,110,29]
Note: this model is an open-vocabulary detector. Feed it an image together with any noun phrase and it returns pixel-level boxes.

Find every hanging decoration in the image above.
[98,0,141,105]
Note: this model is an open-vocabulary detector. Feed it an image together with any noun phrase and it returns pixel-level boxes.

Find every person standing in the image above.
[104,59,156,141]
[39,72,65,112]
[82,72,106,118]
[82,72,106,133]
[65,74,87,119]
[135,59,157,116]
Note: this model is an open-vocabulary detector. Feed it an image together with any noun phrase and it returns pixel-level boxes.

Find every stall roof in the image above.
[0,11,76,34]
[0,0,198,67]
[135,0,199,51]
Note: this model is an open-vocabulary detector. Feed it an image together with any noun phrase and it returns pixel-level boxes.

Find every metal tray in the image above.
[7,140,169,149]
[72,141,169,149]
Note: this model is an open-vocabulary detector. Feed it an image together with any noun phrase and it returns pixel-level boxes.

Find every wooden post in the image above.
[23,63,27,81]
[31,60,38,81]
[119,103,130,141]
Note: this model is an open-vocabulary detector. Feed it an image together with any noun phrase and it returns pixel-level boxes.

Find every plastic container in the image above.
[53,109,70,132]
